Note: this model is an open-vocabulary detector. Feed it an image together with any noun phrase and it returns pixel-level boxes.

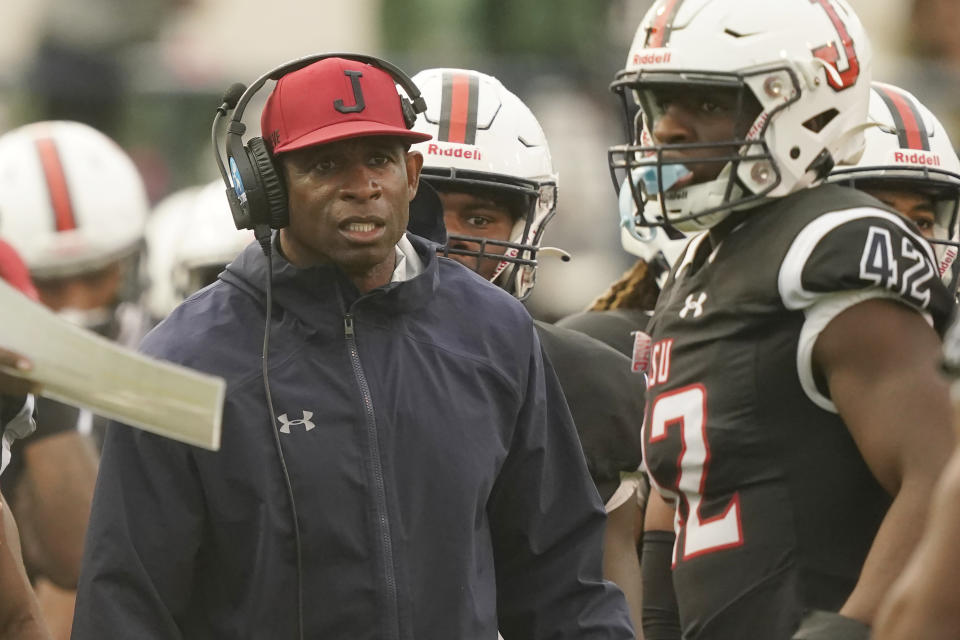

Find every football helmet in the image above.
[828,82,960,291]
[609,0,873,232]
[410,68,559,300]
[0,121,148,280]
[146,180,255,319]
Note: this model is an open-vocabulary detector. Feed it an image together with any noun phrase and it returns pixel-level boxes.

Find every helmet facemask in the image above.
[609,67,806,233]
[425,167,558,301]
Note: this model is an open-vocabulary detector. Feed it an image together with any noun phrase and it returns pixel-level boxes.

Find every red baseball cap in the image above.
[261,57,432,154]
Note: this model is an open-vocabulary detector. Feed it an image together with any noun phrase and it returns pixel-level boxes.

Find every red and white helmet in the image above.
[610,0,873,232]
[0,121,148,280]
[410,68,558,300]
[146,180,255,319]
[829,82,960,289]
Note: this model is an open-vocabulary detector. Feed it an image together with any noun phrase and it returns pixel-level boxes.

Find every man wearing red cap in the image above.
[73,57,634,639]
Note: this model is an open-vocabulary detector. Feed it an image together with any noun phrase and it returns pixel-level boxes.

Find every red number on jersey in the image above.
[648,384,744,563]
[809,0,861,91]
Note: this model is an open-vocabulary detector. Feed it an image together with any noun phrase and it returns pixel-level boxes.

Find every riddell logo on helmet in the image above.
[893,151,941,167]
[746,112,770,141]
[633,50,672,66]
[427,143,482,161]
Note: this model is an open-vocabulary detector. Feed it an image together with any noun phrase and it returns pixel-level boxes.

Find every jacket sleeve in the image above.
[489,324,635,640]
[72,420,205,639]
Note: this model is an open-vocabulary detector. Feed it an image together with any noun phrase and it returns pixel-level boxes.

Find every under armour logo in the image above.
[277,411,316,434]
[679,292,707,319]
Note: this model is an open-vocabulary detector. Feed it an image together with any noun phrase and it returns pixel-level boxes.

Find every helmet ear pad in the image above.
[247,137,289,228]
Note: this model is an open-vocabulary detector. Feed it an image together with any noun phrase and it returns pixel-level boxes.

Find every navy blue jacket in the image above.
[72,234,634,640]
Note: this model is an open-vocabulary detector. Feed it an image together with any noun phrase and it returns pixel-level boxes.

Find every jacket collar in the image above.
[222,233,441,327]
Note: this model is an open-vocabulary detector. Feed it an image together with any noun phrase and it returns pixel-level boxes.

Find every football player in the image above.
[828,82,960,296]
[0,240,50,640]
[409,67,645,627]
[611,1,955,638]
[0,121,150,636]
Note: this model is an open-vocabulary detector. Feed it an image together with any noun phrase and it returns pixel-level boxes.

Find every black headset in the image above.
[212,53,428,232]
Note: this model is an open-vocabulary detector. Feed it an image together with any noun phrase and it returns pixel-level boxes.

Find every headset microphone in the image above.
[219,83,247,114]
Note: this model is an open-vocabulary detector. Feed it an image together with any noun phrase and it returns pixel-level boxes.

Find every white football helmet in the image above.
[146,180,255,319]
[410,68,559,300]
[0,121,148,280]
[610,0,873,232]
[828,82,960,290]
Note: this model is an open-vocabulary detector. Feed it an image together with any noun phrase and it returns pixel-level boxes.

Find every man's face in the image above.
[280,136,423,282]
[862,185,938,239]
[34,262,122,312]
[645,85,761,191]
[438,190,516,281]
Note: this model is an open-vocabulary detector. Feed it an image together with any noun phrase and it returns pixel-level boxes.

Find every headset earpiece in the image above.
[400,97,418,130]
[246,138,289,228]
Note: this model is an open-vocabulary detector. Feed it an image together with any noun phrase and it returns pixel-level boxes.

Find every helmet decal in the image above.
[874,85,931,151]
[810,0,862,91]
[34,136,77,232]
[438,72,481,145]
[644,0,686,48]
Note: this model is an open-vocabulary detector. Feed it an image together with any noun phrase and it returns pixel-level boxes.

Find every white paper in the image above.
[0,279,223,450]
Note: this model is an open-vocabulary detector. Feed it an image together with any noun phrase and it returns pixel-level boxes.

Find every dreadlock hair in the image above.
[588,258,661,312]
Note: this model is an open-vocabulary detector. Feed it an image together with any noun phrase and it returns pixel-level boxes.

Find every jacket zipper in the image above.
[343,311,400,640]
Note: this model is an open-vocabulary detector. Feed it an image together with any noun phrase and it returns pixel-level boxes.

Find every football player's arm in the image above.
[603,495,644,635]
[872,443,960,640]
[812,297,954,627]
[12,430,98,588]
[640,490,681,640]
[71,422,203,640]
[490,327,634,640]
[0,491,51,640]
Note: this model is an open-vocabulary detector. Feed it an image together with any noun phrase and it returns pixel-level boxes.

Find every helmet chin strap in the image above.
[659,164,741,232]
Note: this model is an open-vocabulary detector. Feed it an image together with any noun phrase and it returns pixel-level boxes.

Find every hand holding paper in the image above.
[0,279,224,450]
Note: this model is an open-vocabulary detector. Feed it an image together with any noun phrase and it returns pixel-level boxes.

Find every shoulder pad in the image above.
[779,207,953,332]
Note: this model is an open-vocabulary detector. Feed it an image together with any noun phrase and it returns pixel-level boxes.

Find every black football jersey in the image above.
[643,185,954,639]
[534,320,645,505]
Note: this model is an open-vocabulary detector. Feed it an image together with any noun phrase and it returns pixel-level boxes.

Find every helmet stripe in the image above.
[644,0,684,48]
[876,85,930,151]
[34,137,78,232]
[439,72,480,145]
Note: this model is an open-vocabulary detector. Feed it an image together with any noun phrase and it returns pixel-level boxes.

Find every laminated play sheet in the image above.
[0,279,223,450]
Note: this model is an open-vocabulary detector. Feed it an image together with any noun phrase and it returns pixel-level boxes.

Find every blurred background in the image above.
[0,0,957,320]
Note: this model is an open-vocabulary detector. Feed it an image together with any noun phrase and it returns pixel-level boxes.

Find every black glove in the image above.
[791,610,870,640]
